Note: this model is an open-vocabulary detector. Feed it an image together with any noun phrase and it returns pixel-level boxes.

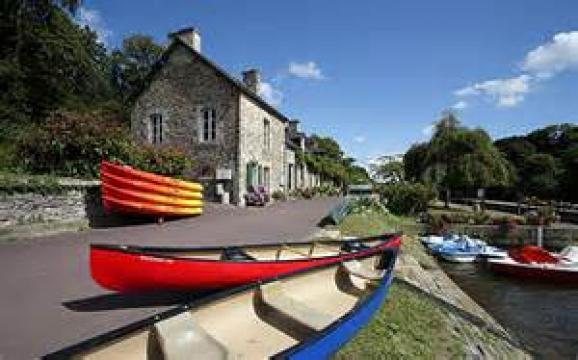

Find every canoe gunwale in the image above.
[90,233,400,264]
[272,268,395,359]
[44,236,402,359]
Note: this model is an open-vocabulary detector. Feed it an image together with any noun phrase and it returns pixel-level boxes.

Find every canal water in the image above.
[440,261,578,359]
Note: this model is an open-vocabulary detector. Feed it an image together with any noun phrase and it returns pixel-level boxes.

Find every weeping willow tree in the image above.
[421,112,514,207]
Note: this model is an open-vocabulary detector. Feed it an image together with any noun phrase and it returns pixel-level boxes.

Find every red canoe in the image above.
[488,245,578,285]
[90,234,402,293]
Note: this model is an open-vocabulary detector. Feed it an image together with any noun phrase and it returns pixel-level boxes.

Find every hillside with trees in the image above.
[495,123,578,202]
[0,2,363,181]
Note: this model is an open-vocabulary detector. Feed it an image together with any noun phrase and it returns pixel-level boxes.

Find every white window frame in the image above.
[199,107,217,143]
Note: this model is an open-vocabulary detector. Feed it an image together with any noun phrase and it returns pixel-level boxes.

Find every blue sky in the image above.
[77,0,578,165]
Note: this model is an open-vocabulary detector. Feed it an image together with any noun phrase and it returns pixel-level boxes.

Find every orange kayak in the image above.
[101,161,203,192]
[100,171,202,200]
[103,196,203,216]
[102,183,203,208]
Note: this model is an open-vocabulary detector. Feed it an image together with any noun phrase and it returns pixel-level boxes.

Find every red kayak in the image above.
[488,245,578,285]
[90,234,402,293]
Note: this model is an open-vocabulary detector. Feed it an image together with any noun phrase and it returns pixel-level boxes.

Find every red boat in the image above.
[488,245,578,285]
[90,234,402,293]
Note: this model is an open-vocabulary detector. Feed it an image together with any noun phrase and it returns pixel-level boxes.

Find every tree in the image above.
[495,136,536,169]
[561,147,578,202]
[519,153,562,200]
[347,165,370,184]
[495,123,578,201]
[0,1,114,130]
[422,113,513,207]
[111,34,164,103]
[403,143,429,182]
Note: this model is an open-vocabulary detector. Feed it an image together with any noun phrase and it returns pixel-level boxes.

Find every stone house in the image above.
[131,27,321,205]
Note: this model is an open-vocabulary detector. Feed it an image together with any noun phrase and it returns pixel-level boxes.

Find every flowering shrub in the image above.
[16,110,193,178]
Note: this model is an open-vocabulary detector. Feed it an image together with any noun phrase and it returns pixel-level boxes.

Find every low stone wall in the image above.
[395,223,578,249]
[0,179,101,229]
[444,224,578,249]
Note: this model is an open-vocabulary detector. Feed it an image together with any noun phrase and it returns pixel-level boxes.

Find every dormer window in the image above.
[201,107,216,142]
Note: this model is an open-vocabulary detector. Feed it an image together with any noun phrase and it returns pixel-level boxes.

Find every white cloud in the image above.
[353,135,366,143]
[288,61,325,80]
[76,7,112,45]
[452,100,468,110]
[523,31,578,77]
[258,82,283,106]
[422,124,435,136]
[453,30,578,108]
[454,74,533,108]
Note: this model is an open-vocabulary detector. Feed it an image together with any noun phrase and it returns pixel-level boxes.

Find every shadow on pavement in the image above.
[63,290,216,312]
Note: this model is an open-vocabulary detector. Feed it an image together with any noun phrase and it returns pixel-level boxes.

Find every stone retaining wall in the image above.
[395,223,578,249]
[0,180,101,228]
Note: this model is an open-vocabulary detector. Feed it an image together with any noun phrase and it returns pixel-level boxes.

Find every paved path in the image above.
[0,197,337,359]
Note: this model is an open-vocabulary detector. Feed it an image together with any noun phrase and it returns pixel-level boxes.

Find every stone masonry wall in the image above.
[238,94,285,204]
[131,44,240,202]
[0,181,100,228]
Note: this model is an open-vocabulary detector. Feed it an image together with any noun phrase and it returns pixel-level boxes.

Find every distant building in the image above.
[130,27,321,205]
[368,154,404,184]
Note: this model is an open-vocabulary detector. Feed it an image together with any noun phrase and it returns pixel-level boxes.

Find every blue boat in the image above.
[432,235,506,263]
[44,235,401,360]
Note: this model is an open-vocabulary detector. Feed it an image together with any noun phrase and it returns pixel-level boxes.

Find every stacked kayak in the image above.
[100,161,203,217]
[488,245,578,285]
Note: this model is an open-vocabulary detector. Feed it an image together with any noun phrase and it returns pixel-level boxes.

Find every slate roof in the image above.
[132,36,289,123]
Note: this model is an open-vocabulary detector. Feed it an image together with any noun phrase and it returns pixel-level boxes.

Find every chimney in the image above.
[288,119,300,133]
[169,27,201,53]
[242,69,260,93]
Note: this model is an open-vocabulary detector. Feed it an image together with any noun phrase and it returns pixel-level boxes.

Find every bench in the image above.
[341,260,385,281]
[259,284,334,331]
[153,312,230,360]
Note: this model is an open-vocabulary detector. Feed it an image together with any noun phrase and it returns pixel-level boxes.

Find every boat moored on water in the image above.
[91,234,402,293]
[45,243,400,359]
[429,235,506,263]
[488,245,578,285]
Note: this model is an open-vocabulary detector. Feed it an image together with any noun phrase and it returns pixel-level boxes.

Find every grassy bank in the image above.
[335,212,528,359]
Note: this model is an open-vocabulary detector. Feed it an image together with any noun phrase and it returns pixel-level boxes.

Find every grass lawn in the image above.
[335,282,464,359]
[336,212,466,359]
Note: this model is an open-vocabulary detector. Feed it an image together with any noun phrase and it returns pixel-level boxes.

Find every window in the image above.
[264,167,270,191]
[246,162,257,191]
[288,164,294,190]
[150,113,163,144]
[201,108,217,142]
[263,118,270,151]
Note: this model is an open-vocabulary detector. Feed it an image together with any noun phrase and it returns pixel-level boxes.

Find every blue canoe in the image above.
[44,235,401,360]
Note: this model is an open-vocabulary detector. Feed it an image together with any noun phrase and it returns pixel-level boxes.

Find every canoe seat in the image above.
[259,284,334,331]
[340,241,370,253]
[342,260,385,281]
[153,312,230,360]
[220,247,255,261]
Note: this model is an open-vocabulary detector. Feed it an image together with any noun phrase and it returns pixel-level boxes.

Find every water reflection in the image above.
[440,262,578,359]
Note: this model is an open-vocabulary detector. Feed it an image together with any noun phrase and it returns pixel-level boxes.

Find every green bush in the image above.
[271,190,286,201]
[317,184,339,196]
[379,183,437,215]
[15,110,193,178]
